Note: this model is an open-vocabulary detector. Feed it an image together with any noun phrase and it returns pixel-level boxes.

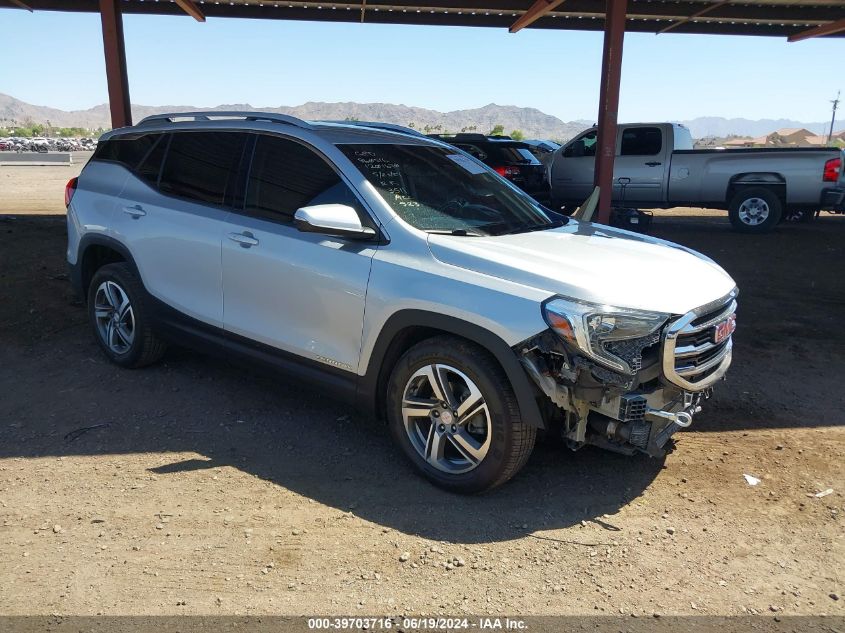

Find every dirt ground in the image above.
[0,163,843,618]
[0,153,92,214]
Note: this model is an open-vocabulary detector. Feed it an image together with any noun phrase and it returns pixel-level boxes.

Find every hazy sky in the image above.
[0,9,841,123]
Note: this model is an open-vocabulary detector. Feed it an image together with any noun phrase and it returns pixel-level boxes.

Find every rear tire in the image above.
[87,263,167,368]
[728,187,782,233]
[386,336,536,494]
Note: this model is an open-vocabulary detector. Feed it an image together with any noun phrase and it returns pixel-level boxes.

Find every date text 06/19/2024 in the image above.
[306,617,528,630]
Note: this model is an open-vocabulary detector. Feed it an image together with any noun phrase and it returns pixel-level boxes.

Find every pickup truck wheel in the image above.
[87,263,167,368]
[386,336,536,494]
[728,187,782,233]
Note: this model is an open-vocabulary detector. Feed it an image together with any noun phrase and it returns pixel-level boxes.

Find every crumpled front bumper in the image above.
[518,291,737,457]
[586,386,711,457]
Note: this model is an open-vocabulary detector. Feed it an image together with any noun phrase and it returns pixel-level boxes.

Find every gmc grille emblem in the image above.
[714,314,737,344]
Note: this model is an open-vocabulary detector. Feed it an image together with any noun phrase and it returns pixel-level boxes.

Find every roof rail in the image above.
[427,133,490,141]
[136,111,313,129]
[316,120,427,137]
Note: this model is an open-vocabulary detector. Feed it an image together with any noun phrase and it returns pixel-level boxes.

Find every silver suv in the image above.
[66,112,738,493]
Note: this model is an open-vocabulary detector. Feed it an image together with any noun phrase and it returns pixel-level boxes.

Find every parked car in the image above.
[428,133,551,204]
[550,122,845,233]
[67,111,738,493]
[522,139,561,178]
[523,138,561,160]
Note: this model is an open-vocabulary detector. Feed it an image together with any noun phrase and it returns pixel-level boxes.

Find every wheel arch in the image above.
[726,172,786,205]
[73,235,140,303]
[357,310,545,429]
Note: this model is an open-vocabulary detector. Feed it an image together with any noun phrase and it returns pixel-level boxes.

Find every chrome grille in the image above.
[662,290,738,391]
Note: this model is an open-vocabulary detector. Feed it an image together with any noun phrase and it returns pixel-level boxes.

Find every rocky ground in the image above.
[0,165,842,617]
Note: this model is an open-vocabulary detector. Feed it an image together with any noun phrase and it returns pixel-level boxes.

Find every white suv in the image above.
[66,112,738,493]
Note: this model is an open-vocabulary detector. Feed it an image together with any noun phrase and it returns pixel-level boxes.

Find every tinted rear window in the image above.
[454,142,540,165]
[497,145,541,164]
[93,134,161,170]
[158,132,247,206]
[136,134,168,186]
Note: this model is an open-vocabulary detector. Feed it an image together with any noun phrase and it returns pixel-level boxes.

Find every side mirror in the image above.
[293,204,377,240]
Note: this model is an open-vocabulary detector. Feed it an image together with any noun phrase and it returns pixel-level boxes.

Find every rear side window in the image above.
[93,134,161,170]
[244,135,361,223]
[620,127,662,156]
[159,132,247,206]
[136,134,168,185]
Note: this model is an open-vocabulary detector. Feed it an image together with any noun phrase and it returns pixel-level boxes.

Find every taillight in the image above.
[823,157,841,182]
[494,165,521,179]
[65,177,78,207]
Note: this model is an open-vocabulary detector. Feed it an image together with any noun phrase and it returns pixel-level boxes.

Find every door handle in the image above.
[122,204,146,218]
[228,232,259,248]
[645,161,662,167]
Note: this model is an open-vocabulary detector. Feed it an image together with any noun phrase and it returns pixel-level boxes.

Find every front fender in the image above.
[357,310,545,429]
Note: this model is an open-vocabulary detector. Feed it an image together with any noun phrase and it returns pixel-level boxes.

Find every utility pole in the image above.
[828,91,840,145]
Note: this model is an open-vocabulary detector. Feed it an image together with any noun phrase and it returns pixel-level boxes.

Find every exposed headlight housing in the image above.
[542,296,669,375]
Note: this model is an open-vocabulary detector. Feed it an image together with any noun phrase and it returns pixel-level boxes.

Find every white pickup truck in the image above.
[550,122,845,233]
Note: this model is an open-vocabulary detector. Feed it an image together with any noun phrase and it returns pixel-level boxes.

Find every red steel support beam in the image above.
[509,0,566,34]
[788,18,845,42]
[174,0,206,22]
[99,0,132,129]
[594,0,626,225]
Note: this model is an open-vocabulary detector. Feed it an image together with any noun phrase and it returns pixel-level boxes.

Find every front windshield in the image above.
[338,143,562,236]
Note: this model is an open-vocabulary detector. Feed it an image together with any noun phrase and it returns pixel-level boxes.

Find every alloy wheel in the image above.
[401,363,492,474]
[93,280,135,354]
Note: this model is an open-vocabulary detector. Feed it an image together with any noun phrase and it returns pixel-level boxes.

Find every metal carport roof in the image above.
[7,0,845,39]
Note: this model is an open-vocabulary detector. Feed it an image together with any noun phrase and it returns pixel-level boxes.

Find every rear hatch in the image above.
[487,142,550,200]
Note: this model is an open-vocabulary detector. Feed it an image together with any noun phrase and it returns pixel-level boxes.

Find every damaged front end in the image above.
[518,291,737,457]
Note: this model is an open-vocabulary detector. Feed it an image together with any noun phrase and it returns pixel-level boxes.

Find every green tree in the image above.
[510,129,525,141]
[489,124,505,136]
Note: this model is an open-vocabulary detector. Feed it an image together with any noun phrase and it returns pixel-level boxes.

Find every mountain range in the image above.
[0,93,836,140]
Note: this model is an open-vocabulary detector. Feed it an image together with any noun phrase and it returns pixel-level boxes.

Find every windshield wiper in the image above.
[488,219,566,236]
[425,229,484,237]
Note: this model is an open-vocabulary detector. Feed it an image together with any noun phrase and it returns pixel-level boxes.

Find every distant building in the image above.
[804,135,828,146]
[719,128,836,148]
[723,137,756,147]
[764,128,816,146]
[704,128,844,149]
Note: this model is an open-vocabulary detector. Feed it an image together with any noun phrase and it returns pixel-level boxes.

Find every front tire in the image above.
[87,263,166,368]
[728,187,782,233]
[386,336,536,493]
